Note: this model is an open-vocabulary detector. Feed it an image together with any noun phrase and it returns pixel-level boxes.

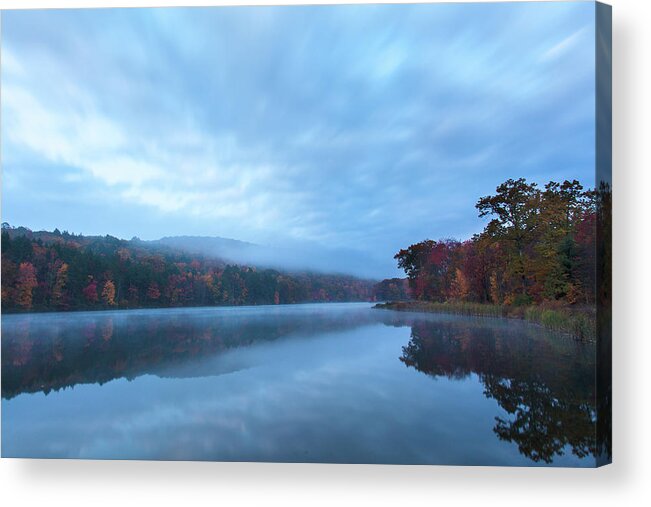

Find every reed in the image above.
[374,301,595,342]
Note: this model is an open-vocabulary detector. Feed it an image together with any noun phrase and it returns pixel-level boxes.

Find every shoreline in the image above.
[1,300,376,318]
[374,301,596,342]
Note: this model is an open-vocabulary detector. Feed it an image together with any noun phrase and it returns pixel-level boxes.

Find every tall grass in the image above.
[374,301,595,342]
[523,306,595,342]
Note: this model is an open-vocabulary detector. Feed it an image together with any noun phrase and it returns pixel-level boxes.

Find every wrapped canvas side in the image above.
[595,0,612,468]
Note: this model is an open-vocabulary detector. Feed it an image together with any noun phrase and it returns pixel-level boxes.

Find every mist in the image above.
[151,235,400,280]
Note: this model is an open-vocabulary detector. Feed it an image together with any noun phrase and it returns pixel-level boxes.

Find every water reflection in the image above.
[1,304,602,465]
[399,320,597,463]
[2,304,381,399]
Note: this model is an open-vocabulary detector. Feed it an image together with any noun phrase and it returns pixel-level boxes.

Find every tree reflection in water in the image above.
[400,320,598,464]
[1,306,382,399]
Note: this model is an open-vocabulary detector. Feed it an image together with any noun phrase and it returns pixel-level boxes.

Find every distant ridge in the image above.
[1,224,387,279]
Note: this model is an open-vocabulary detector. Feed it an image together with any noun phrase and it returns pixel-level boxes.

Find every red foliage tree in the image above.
[83,279,99,303]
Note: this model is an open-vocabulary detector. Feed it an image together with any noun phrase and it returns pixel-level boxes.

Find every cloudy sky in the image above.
[1,2,596,278]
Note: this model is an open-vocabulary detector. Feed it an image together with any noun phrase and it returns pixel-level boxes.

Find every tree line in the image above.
[373,278,411,301]
[394,178,611,308]
[1,226,375,312]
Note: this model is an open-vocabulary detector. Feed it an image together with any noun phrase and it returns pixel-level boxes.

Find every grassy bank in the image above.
[374,301,595,342]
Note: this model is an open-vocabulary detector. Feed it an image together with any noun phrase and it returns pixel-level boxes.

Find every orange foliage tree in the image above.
[15,262,38,309]
[101,280,116,306]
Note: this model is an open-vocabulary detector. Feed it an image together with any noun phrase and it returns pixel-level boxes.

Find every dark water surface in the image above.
[1,303,598,466]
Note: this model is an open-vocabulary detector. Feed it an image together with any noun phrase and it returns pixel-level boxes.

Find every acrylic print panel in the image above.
[0,1,611,467]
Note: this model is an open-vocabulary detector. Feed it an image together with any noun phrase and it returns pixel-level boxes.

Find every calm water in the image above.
[1,303,598,466]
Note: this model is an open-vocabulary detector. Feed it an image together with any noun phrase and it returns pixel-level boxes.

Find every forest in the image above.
[391,177,611,311]
[1,226,375,312]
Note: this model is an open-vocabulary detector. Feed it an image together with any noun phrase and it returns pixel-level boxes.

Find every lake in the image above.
[1,302,598,466]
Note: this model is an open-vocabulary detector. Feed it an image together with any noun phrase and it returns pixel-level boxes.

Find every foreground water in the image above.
[1,302,598,466]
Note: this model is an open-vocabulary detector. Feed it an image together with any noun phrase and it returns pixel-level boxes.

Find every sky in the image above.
[1,2,597,279]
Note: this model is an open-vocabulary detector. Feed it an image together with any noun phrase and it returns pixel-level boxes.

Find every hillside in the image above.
[1,224,379,312]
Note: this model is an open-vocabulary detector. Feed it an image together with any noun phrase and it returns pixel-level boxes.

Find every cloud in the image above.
[541,27,590,62]
[1,3,597,278]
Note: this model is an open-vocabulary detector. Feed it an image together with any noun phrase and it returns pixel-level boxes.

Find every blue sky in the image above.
[1,2,596,278]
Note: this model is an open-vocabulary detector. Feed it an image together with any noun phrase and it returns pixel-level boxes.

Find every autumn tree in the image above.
[476,178,540,301]
[1,258,17,307]
[147,282,161,302]
[373,278,411,301]
[527,180,587,301]
[101,280,116,306]
[15,262,38,309]
[83,278,99,304]
[395,240,459,301]
[51,262,69,308]
[449,268,471,301]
